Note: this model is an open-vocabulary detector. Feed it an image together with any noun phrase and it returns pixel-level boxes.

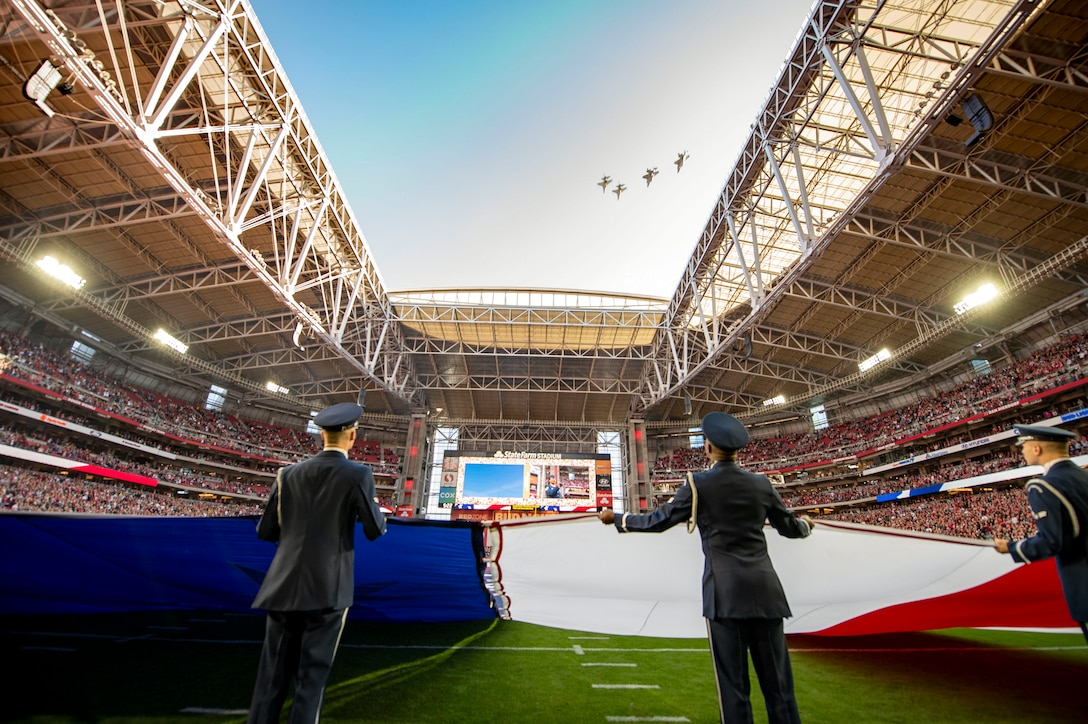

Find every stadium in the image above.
[1,0,1087,721]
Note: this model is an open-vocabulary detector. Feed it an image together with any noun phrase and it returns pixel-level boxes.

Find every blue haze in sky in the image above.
[248,0,816,298]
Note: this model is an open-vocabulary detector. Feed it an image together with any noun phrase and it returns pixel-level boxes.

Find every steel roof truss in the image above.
[412,372,640,395]
[0,193,197,242]
[845,213,1088,287]
[724,215,759,305]
[0,116,127,161]
[9,0,422,405]
[820,40,892,165]
[906,144,1088,210]
[636,0,1046,415]
[765,144,812,253]
[989,47,1088,92]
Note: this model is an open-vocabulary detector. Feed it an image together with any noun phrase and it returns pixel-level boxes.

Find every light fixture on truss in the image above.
[22,59,72,117]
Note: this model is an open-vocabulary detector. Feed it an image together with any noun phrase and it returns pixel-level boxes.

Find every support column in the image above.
[397,413,427,518]
[626,419,652,512]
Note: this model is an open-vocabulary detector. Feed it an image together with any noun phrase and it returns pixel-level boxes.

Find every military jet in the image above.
[675,151,689,172]
[613,183,627,200]
[643,167,659,186]
[598,175,611,193]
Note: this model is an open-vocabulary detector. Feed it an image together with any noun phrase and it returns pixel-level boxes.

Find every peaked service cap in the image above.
[1012,424,1076,445]
[702,411,749,450]
[314,402,362,431]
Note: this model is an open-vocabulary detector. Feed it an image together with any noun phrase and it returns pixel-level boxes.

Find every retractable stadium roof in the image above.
[0,0,1086,427]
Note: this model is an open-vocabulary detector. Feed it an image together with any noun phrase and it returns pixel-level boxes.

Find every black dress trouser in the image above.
[248,608,348,724]
[706,617,802,724]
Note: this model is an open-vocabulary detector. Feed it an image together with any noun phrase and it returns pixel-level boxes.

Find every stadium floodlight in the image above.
[36,255,85,289]
[266,381,289,395]
[763,395,785,406]
[153,328,188,354]
[954,283,998,315]
[859,348,891,372]
[23,59,63,117]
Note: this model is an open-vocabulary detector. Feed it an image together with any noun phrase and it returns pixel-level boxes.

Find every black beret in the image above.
[314,402,362,431]
[702,412,749,450]
[1013,424,1076,445]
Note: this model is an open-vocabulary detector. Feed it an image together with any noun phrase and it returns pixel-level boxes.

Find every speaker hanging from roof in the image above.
[962,93,993,147]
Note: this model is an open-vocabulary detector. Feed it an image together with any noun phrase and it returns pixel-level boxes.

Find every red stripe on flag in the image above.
[70,464,158,487]
[811,559,1071,636]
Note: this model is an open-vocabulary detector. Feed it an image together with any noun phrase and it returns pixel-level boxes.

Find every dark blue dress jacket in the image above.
[252,449,387,612]
[1009,459,1088,622]
[615,460,811,620]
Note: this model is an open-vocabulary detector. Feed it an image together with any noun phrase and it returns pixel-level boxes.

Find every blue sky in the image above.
[248,0,816,298]
[462,462,525,498]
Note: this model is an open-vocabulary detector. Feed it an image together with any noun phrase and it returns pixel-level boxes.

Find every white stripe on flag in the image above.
[491,517,1025,637]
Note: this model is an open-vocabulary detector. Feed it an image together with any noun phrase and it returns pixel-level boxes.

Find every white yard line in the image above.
[21,645,76,652]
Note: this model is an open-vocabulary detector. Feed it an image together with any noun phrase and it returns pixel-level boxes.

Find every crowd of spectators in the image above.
[0,421,271,498]
[0,464,261,516]
[357,440,399,470]
[826,487,1036,541]
[649,333,1086,478]
[652,445,707,477]
[4,325,1086,531]
[0,329,406,464]
[0,328,403,502]
[781,478,882,508]
[0,330,306,456]
[643,331,1088,541]
[780,449,1027,508]
[877,450,1022,491]
[122,386,316,457]
[733,333,1088,470]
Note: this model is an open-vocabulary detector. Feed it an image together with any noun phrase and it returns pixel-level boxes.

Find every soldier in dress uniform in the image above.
[247,402,387,723]
[599,412,813,724]
[994,423,1088,643]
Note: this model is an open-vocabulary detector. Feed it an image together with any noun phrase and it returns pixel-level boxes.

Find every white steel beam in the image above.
[8,0,421,405]
[636,0,1041,415]
[820,40,888,164]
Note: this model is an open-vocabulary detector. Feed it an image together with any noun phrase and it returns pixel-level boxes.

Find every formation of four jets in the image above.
[599,151,689,200]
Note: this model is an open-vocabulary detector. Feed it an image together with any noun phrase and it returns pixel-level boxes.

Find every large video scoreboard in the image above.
[439,450,613,521]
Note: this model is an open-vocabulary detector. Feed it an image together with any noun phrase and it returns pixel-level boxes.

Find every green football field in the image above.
[2,611,1085,723]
